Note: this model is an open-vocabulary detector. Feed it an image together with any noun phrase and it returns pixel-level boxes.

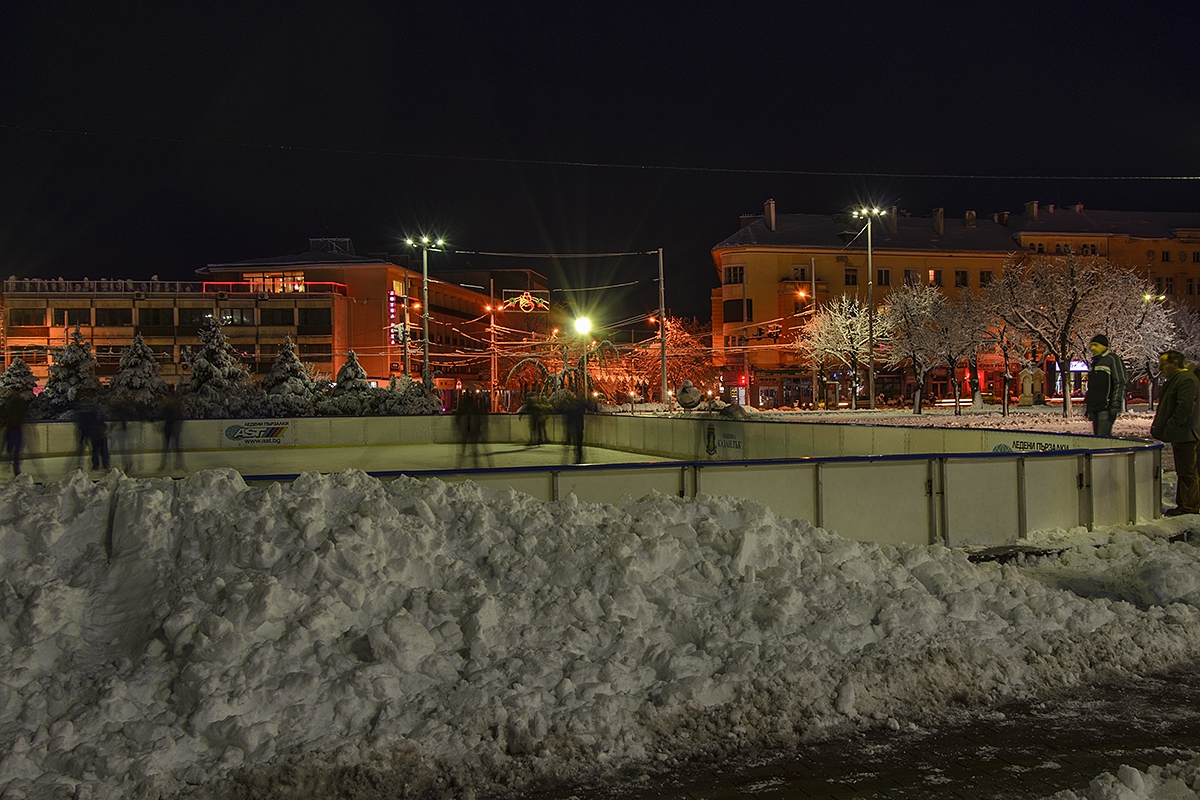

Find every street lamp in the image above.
[851,207,886,409]
[574,316,592,398]
[404,235,445,389]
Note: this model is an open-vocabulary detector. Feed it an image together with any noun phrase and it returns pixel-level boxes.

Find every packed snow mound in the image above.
[1049,755,1200,799]
[3,470,1200,799]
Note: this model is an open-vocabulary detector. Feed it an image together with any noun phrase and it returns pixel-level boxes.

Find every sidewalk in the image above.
[518,662,1200,799]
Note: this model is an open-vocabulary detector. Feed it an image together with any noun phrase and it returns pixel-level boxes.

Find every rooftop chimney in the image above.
[1046,204,1055,214]
[764,198,777,232]
[964,210,976,228]
[992,211,1010,226]
[932,208,945,237]
[884,205,898,235]
[1073,203,1084,213]
[1025,201,1039,221]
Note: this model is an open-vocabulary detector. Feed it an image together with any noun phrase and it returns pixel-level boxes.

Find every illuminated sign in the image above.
[500,290,551,313]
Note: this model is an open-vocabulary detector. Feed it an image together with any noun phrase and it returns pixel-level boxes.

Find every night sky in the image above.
[1,3,1196,323]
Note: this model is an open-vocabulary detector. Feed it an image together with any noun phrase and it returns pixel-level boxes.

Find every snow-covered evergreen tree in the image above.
[108,333,170,416]
[39,326,103,417]
[262,337,320,417]
[180,319,261,418]
[372,374,442,415]
[0,357,38,399]
[332,350,370,395]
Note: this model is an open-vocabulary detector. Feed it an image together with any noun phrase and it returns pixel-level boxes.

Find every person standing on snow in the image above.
[1084,334,1126,436]
[1151,350,1200,516]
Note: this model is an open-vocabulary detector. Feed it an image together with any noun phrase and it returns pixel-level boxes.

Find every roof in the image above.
[202,251,390,272]
[714,207,1200,254]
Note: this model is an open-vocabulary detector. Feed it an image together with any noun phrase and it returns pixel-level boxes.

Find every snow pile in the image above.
[3,470,1200,798]
[1050,756,1200,799]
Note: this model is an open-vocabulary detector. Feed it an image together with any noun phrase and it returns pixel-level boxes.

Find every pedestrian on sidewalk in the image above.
[1085,334,1127,436]
[1151,349,1200,516]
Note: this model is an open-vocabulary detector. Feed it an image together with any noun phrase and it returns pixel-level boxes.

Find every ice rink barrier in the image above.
[18,414,1160,547]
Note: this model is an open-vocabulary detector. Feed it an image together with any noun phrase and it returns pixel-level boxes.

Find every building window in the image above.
[260,308,294,326]
[1156,277,1165,294]
[220,307,255,326]
[178,307,213,326]
[723,265,745,284]
[138,307,174,326]
[954,270,969,287]
[244,270,306,293]
[94,308,133,326]
[8,308,45,326]
[722,299,753,323]
[1188,277,1195,295]
[877,268,890,287]
[1193,252,1200,263]
[299,344,332,361]
[298,307,331,326]
[792,265,807,281]
[94,346,124,364]
[929,269,943,287]
[844,268,858,286]
[1163,251,1172,263]
[980,270,994,286]
[1165,276,1175,295]
[903,269,921,285]
[1055,243,1062,254]
[12,346,48,364]
[1037,243,1044,253]
[1090,244,1098,255]
[53,308,91,326]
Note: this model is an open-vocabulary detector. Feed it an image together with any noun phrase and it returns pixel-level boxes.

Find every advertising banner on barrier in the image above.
[703,423,745,460]
[224,420,295,447]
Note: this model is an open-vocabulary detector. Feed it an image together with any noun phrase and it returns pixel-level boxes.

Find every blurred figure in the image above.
[563,394,585,464]
[109,399,137,472]
[2,389,29,476]
[159,386,185,471]
[454,392,492,468]
[74,399,110,471]
[518,393,549,446]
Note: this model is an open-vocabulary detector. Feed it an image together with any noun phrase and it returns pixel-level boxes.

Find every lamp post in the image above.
[574,316,592,398]
[405,235,444,389]
[851,207,886,409]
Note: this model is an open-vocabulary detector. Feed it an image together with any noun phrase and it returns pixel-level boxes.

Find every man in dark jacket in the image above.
[1085,334,1127,436]
[1151,350,1200,516]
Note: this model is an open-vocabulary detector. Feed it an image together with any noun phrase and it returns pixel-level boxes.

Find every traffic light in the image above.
[738,373,747,387]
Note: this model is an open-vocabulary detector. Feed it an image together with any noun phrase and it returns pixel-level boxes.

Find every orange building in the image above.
[711,200,1200,407]
[1,238,549,390]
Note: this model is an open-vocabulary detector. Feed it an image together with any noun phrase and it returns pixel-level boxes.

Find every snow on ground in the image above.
[0,409,1195,800]
[1050,757,1200,799]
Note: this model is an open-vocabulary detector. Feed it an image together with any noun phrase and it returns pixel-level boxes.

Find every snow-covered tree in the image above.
[989,253,1140,418]
[931,293,985,414]
[261,337,321,417]
[0,357,38,399]
[180,319,259,418]
[373,375,442,415]
[108,333,169,416]
[1170,303,1200,367]
[795,295,878,410]
[629,317,718,402]
[883,283,943,414]
[39,326,103,417]
[332,350,370,395]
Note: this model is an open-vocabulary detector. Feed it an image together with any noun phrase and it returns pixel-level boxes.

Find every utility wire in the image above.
[4,122,1195,181]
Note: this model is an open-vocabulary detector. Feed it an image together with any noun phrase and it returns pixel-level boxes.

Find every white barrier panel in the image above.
[819,460,931,546]
[695,462,819,525]
[944,458,1022,547]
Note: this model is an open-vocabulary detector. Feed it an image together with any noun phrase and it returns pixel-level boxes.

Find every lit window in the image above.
[929,269,943,287]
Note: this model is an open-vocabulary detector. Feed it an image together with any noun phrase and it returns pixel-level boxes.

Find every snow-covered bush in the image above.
[108,333,170,418]
[37,326,104,418]
[179,320,262,419]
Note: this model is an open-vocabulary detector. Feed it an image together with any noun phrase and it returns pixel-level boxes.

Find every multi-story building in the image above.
[1,238,550,391]
[711,200,1200,407]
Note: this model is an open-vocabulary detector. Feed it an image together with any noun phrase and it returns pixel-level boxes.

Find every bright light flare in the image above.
[574,317,592,335]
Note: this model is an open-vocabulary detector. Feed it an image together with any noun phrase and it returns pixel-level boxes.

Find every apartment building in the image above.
[711,200,1200,407]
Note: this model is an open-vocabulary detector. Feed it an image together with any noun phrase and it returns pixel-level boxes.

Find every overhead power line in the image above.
[3,122,1197,182]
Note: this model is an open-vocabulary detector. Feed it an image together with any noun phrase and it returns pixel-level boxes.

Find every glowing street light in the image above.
[404,235,445,389]
[574,317,592,397]
[850,207,886,410]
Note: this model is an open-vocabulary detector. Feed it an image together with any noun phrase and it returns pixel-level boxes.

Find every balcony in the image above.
[3,279,203,295]
[202,281,348,297]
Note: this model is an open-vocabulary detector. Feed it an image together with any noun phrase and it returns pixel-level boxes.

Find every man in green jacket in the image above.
[1085,334,1127,436]
[1151,350,1200,516]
